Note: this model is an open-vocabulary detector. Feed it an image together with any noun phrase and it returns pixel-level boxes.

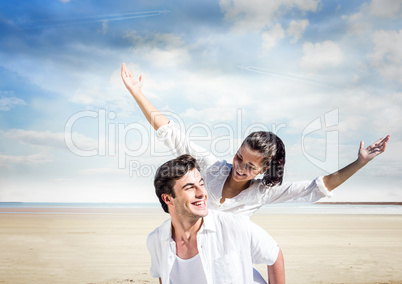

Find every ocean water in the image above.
[0,202,159,209]
[258,202,402,215]
[0,202,401,214]
[0,202,159,214]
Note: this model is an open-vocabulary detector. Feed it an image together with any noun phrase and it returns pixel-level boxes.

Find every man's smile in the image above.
[192,200,206,207]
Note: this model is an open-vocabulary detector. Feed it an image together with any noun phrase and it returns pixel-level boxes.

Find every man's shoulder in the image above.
[207,210,251,231]
[147,218,171,244]
[210,209,249,220]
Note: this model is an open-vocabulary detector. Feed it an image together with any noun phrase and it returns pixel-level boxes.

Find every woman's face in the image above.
[231,144,266,182]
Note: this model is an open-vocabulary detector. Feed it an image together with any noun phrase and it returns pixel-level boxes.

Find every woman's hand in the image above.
[357,135,390,165]
[120,62,169,130]
[323,135,390,191]
[121,63,143,97]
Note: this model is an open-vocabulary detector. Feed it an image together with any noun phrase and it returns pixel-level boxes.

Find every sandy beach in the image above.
[1,209,401,284]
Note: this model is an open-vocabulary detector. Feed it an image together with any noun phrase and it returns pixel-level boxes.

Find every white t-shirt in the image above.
[170,254,207,284]
[147,210,279,284]
[156,121,332,217]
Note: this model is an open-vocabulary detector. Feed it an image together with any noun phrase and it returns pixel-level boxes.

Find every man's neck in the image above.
[171,216,203,259]
[171,216,203,240]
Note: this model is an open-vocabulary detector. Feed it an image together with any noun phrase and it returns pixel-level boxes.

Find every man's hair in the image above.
[154,154,201,213]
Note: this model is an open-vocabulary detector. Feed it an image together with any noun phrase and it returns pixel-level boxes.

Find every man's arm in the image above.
[323,135,390,191]
[147,229,164,282]
[159,278,161,284]
[121,63,169,130]
[267,249,285,284]
[248,219,285,284]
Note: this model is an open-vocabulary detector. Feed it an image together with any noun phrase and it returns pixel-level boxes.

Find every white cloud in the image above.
[180,107,238,122]
[341,9,366,35]
[78,167,126,175]
[342,12,371,34]
[178,69,252,114]
[369,29,402,82]
[70,87,102,105]
[343,1,401,34]
[145,47,190,67]
[69,65,138,112]
[0,45,123,112]
[2,129,66,149]
[0,95,26,111]
[287,19,309,43]
[370,93,402,133]
[262,23,285,51]
[338,114,369,132]
[352,74,360,83]
[1,129,97,151]
[0,153,52,166]
[301,40,344,72]
[336,91,402,137]
[127,32,191,67]
[151,33,185,47]
[101,20,108,34]
[219,0,319,33]
[369,0,402,18]
[348,12,363,22]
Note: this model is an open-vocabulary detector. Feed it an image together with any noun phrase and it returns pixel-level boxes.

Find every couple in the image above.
[121,63,389,283]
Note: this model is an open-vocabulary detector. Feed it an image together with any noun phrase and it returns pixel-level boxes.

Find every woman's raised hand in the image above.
[323,135,390,191]
[121,63,143,97]
[120,62,169,130]
[357,135,390,165]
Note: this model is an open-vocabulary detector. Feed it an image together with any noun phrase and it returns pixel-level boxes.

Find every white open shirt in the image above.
[147,210,279,284]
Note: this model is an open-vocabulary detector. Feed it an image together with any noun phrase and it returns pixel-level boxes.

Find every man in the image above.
[147,154,285,284]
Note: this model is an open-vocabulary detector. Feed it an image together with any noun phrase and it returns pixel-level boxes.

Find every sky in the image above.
[0,0,401,203]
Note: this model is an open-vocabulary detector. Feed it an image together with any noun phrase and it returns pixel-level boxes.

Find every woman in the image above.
[121,63,390,217]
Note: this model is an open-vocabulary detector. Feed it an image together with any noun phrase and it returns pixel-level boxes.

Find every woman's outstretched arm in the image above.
[121,63,169,130]
[323,135,390,191]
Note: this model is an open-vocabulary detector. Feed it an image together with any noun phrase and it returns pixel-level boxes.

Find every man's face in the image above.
[170,168,208,220]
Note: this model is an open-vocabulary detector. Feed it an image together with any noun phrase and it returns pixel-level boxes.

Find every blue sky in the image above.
[0,0,401,203]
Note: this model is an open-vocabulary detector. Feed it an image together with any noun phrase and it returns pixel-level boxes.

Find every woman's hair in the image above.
[242,131,286,186]
[154,154,201,213]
